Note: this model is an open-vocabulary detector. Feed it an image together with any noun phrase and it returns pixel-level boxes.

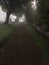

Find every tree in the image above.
[0,0,31,24]
[24,2,34,23]
[38,0,49,31]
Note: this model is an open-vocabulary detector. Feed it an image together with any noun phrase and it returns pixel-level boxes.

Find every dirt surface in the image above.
[0,24,46,65]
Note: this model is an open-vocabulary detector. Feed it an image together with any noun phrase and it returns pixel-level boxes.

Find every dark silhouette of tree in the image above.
[0,0,31,24]
[38,0,49,31]
[25,2,34,24]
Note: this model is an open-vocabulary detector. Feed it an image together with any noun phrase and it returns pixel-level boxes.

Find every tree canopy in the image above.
[0,0,32,23]
[0,0,31,12]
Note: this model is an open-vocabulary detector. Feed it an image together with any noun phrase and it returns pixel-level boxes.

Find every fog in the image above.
[0,5,26,23]
[0,6,6,22]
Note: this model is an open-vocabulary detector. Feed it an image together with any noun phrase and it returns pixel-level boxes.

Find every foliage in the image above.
[25,2,34,23]
[26,0,49,31]
[27,24,49,63]
[0,0,31,23]
[0,0,31,12]
[35,0,49,31]
[0,24,16,44]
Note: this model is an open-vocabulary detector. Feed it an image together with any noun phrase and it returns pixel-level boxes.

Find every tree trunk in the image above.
[5,10,11,24]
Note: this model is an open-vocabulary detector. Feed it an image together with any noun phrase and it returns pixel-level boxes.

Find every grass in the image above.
[0,24,16,44]
[27,24,49,63]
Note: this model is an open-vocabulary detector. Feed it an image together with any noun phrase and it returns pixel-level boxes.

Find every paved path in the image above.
[0,24,46,65]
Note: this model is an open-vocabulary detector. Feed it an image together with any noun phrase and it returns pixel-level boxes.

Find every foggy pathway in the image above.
[0,24,46,65]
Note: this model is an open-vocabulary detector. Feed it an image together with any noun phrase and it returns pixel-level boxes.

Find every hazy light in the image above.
[19,14,25,22]
[31,0,37,10]
[0,6,6,22]
[10,14,17,22]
